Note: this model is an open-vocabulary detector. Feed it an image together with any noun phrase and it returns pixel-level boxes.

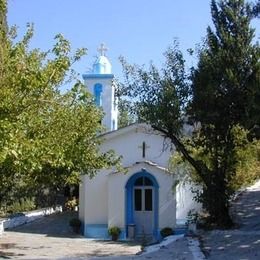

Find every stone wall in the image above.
[0,206,62,235]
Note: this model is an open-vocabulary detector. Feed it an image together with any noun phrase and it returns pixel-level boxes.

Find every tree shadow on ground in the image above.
[5,211,82,238]
[232,189,260,230]
[202,231,260,260]
[0,243,25,259]
[201,187,260,260]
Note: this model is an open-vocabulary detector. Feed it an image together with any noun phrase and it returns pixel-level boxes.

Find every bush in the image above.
[7,197,36,214]
[186,209,199,225]
[65,197,78,211]
[108,226,121,241]
[160,227,173,238]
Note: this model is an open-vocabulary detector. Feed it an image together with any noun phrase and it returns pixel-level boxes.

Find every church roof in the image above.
[92,55,112,74]
[99,123,156,140]
[83,44,113,79]
[108,160,173,175]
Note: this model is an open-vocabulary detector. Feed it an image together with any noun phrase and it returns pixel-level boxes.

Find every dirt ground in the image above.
[200,180,260,260]
[0,212,140,259]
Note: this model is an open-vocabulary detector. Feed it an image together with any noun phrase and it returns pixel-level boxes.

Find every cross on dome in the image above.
[98,43,108,56]
[92,44,112,74]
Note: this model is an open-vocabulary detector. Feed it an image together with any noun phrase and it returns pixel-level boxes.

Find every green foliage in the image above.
[191,0,260,133]
[189,0,260,226]
[186,209,199,224]
[119,40,190,135]
[117,99,136,128]
[228,126,260,191]
[171,126,260,192]
[160,227,173,238]
[108,226,121,236]
[7,197,36,214]
[0,0,7,34]
[65,197,78,211]
[0,11,120,210]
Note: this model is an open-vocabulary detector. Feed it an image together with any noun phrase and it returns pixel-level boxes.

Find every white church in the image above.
[79,44,200,241]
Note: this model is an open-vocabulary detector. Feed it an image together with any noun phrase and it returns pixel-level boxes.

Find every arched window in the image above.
[134,176,153,186]
[94,83,103,106]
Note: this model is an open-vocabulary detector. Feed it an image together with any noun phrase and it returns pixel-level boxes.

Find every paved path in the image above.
[0,210,199,260]
[0,212,140,259]
[201,180,260,260]
[89,237,196,260]
[3,177,259,260]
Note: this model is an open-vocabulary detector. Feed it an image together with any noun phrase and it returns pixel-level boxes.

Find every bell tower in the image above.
[83,44,118,132]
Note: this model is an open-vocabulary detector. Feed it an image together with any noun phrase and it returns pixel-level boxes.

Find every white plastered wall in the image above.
[84,171,109,224]
[100,124,173,167]
[176,182,202,223]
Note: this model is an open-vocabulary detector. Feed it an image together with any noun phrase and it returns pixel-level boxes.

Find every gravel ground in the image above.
[200,180,260,260]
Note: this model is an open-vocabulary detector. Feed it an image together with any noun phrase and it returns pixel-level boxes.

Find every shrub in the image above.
[7,197,36,214]
[65,197,78,211]
[160,227,173,238]
[186,209,199,224]
[108,226,121,241]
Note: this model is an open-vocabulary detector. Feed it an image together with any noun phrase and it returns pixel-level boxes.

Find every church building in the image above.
[79,45,199,240]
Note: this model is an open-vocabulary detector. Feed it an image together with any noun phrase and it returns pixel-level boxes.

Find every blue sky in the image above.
[7,0,259,89]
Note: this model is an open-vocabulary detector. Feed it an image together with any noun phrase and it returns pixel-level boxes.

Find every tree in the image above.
[252,0,260,17]
[192,0,260,134]
[189,0,260,226]
[0,0,7,34]
[0,2,119,210]
[117,98,136,128]
[119,0,259,227]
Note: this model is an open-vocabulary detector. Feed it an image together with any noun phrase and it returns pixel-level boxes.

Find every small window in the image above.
[94,83,103,106]
[145,189,153,211]
[134,189,142,211]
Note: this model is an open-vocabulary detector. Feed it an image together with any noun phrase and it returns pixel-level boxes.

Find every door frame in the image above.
[125,170,159,239]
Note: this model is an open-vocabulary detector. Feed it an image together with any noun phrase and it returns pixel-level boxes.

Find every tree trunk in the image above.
[202,182,233,228]
[152,125,234,228]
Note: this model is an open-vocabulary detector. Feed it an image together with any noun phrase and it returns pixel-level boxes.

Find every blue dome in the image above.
[93,55,112,74]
